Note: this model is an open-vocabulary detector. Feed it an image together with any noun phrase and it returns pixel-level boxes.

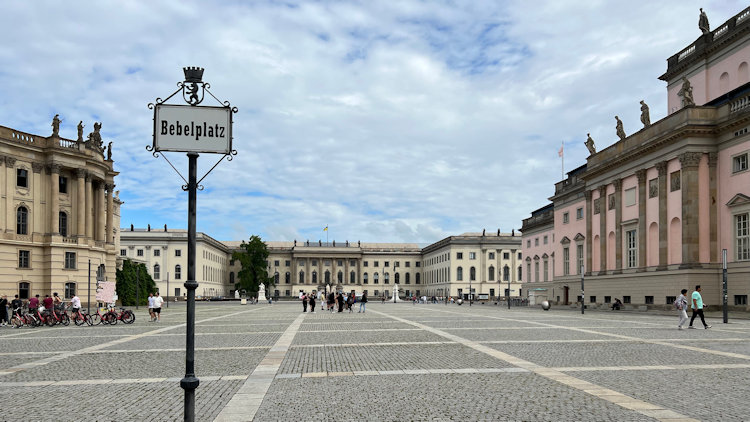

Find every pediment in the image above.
[542,253,549,259]
[525,256,532,262]
[727,193,750,207]
[533,255,540,260]
[574,233,585,241]
[560,236,571,244]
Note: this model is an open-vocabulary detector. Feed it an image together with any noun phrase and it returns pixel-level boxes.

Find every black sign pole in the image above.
[181,152,200,421]
[723,249,728,324]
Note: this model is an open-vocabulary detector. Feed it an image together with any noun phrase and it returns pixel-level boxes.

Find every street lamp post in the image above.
[507,276,511,310]
[580,265,585,315]
[722,249,728,323]
[136,266,140,309]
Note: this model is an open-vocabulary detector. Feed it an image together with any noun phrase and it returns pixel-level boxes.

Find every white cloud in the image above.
[0,0,746,243]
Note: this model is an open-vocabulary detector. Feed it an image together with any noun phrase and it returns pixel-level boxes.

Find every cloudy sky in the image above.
[0,1,745,244]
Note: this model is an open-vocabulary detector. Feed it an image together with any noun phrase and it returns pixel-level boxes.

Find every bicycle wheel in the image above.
[106,312,117,325]
[84,314,93,326]
[122,310,135,324]
[91,314,102,325]
[45,315,56,327]
[61,313,70,326]
[11,316,22,328]
[73,313,84,326]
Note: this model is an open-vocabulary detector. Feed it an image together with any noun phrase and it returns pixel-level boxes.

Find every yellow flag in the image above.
[323,226,328,231]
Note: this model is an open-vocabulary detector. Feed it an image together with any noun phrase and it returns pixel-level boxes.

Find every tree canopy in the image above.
[232,235,273,294]
[116,259,157,306]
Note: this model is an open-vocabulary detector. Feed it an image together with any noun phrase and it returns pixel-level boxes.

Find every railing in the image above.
[737,9,750,25]
[677,44,695,62]
[15,235,31,242]
[62,236,78,244]
[713,24,729,40]
[11,131,35,143]
[57,138,77,148]
[730,94,750,113]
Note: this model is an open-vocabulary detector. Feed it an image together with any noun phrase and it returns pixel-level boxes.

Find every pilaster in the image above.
[105,183,114,244]
[85,173,93,239]
[76,169,86,237]
[656,161,668,270]
[598,185,607,275]
[708,152,718,263]
[635,169,647,271]
[584,190,592,275]
[679,152,702,268]
[5,157,16,233]
[48,164,60,235]
[613,178,623,274]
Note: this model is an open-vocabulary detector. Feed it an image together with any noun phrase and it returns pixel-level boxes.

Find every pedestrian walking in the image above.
[309,293,315,313]
[0,295,8,326]
[676,289,689,330]
[153,292,164,322]
[688,285,711,329]
[302,293,308,313]
[327,292,335,312]
[147,293,156,321]
[358,292,367,313]
[337,292,344,313]
[347,293,354,313]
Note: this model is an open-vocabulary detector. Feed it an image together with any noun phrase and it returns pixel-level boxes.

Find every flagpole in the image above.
[561,141,564,180]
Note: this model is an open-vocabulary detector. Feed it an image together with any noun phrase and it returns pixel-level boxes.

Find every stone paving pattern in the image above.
[0,302,747,421]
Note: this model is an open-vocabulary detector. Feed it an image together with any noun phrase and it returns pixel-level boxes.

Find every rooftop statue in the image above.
[699,8,710,34]
[678,77,695,107]
[77,121,84,142]
[585,133,596,155]
[615,116,626,141]
[87,122,104,151]
[107,142,113,161]
[640,101,651,127]
[51,114,61,137]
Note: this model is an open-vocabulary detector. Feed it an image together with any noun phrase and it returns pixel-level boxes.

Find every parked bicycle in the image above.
[69,307,93,326]
[105,307,135,325]
[10,307,38,328]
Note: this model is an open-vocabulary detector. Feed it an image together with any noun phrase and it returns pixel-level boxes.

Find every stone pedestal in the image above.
[391,284,403,302]
[257,284,267,302]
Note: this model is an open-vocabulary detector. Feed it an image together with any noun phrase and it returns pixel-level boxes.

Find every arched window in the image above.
[363,273,368,284]
[374,273,379,284]
[350,271,355,284]
[470,267,476,281]
[312,271,317,284]
[299,271,305,284]
[488,266,495,281]
[274,272,280,284]
[337,271,343,283]
[384,272,389,284]
[456,266,463,281]
[415,273,420,284]
[16,206,28,235]
[405,273,410,284]
[153,264,160,280]
[18,282,30,299]
[518,266,522,281]
[285,272,291,284]
[59,211,68,237]
[64,282,76,299]
[395,273,400,283]
[325,271,331,283]
[175,265,182,280]
[230,272,235,284]
[503,265,510,281]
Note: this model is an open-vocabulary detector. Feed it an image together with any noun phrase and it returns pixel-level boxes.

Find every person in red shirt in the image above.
[42,295,53,310]
[28,295,40,312]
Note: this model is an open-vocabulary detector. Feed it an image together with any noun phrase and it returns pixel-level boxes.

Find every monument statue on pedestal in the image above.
[257,283,267,301]
[392,283,402,303]
[51,114,61,137]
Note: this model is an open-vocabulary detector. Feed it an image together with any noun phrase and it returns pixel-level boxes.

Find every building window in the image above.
[285,272,291,284]
[456,252,463,259]
[488,252,495,260]
[469,267,476,281]
[350,271,356,284]
[373,261,378,267]
[649,178,658,198]
[384,272,389,284]
[154,249,160,257]
[19,282,30,300]
[735,295,748,306]
[563,247,570,276]
[415,262,420,268]
[535,238,539,246]
[590,296,596,303]
[563,212,569,224]
[503,266,509,282]
[626,229,638,268]
[670,171,681,191]
[64,282,76,299]
[405,262,411,268]
[153,264,160,280]
[469,252,476,260]
[175,249,182,257]
[229,272,235,285]
[737,213,750,261]
[405,273,410,284]
[527,240,531,248]
[374,273,379,284]
[415,273,420,284]
[666,296,676,305]
[338,271,343,283]
[16,206,28,235]
[64,252,76,269]
[137,249,144,257]
[733,153,748,173]
[604,296,611,303]
[576,244,584,274]
[576,207,583,220]
[624,187,636,206]
[120,249,126,256]
[488,266,495,281]
[175,265,182,280]
[534,262,539,282]
[18,250,30,268]
[607,194,615,210]
[363,273,368,284]
[543,260,548,282]
[623,296,631,304]
[59,176,68,194]
[456,267,463,281]
[274,272,280,284]
[543,235,548,244]
[274,260,280,267]
[645,296,654,305]
[16,168,28,188]
[286,260,292,267]
[59,212,68,236]
[299,271,304,284]
[312,271,318,284]
[502,252,508,260]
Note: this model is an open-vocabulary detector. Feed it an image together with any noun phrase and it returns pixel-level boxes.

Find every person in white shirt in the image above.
[147,293,156,322]
[153,292,164,322]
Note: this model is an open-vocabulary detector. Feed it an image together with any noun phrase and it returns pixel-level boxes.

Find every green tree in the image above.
[116,259,157,306]
[232,235,273,295]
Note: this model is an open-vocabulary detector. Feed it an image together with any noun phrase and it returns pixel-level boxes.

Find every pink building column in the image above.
[598,185,607,275]
[613,178,622,273]
[584,190,592,275]
[656,161,668,270]
[708,152,718,262]
[636,169,647,270]
[679,152,702,268]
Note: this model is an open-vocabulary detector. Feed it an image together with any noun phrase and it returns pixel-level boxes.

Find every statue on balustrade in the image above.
[87,122,104,151]
[615,116,626,141]
[107,142,113,161]
[678,77,695,107]
[584,133,596,155]
[77,121,84,142]
[51,114,61,137]
[640,101,650,127]
[699,8,710,34]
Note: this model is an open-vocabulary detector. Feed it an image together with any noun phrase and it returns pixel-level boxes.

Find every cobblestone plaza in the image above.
[0,302,748,421]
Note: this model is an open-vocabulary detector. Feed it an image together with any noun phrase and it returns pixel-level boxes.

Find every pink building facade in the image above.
[522,7,750,310]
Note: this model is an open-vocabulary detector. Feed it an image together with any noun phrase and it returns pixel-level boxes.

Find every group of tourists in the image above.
[300,291,368,313]
[0,292,83,325]
[147,292,164,322]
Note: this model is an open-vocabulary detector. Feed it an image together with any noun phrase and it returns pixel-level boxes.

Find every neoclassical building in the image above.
[522,7,750,309]
[0,120,120,303]
[119,227,230,299]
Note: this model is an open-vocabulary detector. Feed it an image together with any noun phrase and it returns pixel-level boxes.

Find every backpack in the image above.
[673,298,683,310]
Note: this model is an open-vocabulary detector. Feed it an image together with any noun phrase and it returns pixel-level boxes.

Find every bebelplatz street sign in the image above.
[153,104,232,154]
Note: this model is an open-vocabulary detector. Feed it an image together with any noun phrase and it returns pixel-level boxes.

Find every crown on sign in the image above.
[183,67,205,83]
